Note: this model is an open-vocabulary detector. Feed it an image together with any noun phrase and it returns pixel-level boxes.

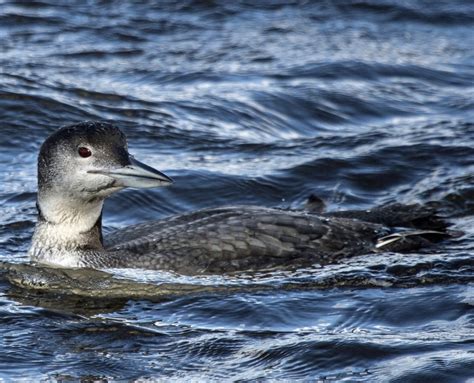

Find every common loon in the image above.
[29,121,452,275]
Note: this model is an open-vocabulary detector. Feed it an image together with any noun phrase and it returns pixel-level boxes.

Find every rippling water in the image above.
[1,0,473,381]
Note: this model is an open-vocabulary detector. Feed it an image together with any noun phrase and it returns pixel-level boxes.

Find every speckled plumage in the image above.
[102,206,386,274]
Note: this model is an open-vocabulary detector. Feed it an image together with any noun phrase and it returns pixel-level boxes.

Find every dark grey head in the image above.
[38,121,172,203]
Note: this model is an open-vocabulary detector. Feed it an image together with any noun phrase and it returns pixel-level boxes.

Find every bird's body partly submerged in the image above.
[106,206,385,274]
[29,122,453,275]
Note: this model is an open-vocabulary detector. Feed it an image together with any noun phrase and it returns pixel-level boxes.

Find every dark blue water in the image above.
[1,0,473,381]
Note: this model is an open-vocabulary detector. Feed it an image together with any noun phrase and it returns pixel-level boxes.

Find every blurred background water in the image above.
[0,0,473,381]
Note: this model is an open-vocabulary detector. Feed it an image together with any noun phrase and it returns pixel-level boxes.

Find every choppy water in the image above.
[1,0,473,381]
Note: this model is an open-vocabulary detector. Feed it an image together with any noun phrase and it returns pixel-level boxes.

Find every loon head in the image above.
[38,121,172,206]
[30,121,172,266]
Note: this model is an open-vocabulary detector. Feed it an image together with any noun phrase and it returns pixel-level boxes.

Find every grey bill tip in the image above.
[88,156,173,189]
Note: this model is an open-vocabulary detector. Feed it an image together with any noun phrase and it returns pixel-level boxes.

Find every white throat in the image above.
[38,193,104,231]
[29,193,105,267]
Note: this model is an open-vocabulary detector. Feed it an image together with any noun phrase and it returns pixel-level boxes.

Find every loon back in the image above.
[99,202,447,275]
[100,206,385,274]
[29,122,453,275]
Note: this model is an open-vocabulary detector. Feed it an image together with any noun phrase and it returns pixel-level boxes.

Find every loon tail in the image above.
[322,202,448,231]
[375,228,463,252]
[304,195,463,252]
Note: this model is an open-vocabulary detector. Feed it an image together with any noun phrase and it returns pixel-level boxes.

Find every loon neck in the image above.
[29,192,105,267]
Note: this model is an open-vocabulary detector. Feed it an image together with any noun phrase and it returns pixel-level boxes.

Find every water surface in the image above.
[0,0,473,381]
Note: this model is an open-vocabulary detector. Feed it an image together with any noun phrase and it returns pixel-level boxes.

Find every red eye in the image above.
[78,147,92,158]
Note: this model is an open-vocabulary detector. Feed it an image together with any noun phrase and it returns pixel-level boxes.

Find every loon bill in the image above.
[28,121,454,275]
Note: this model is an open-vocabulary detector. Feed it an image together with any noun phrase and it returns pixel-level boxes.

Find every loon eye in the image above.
[78,147,92,158]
